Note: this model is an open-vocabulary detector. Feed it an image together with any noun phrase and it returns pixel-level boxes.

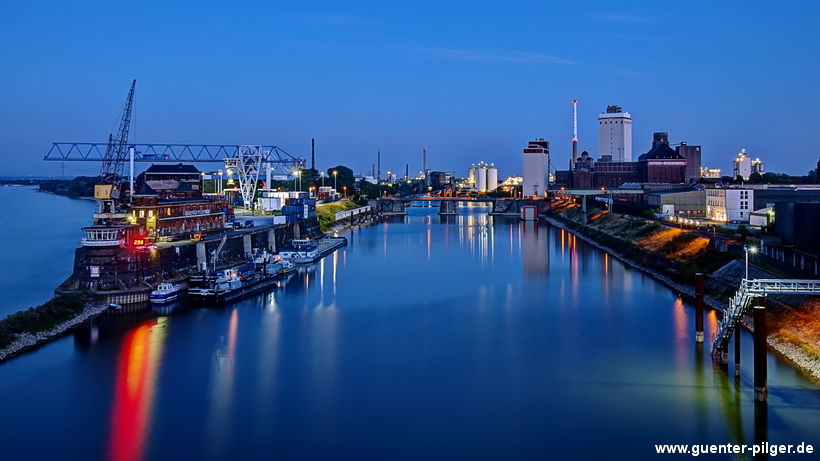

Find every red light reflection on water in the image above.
[107,320,166,461]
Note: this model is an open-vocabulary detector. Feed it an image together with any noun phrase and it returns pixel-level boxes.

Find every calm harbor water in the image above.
[0,194,818,460]
[0,186,95,315]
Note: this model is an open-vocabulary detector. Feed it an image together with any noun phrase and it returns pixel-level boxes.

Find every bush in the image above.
[2,295,85,334]
[0,326,15,349]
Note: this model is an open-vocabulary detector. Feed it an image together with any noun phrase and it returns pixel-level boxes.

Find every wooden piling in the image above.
[754,296,768,402]
[695,273,705,343]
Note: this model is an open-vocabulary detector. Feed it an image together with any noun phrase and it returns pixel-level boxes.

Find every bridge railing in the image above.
[745,279,820,294]
[335,206,371,221]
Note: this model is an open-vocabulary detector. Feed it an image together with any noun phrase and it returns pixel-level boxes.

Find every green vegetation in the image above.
[315,200,361,233]
[0,295,87,349]
[38,176,99,197]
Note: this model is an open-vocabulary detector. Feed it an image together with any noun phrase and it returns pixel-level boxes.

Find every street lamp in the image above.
[333,170,338,191]
[342,185,347,198]
[744,245,757,280]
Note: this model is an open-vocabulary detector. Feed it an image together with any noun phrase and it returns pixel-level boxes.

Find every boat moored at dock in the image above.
[279,237,347,264]
[149,282,184,304]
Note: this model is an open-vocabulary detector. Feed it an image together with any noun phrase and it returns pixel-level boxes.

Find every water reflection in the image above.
[107,318,168,461]
[204,308,239,459]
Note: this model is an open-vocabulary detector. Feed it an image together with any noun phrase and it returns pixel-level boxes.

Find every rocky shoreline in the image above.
[541,214,820,383]
[0,301,108,363]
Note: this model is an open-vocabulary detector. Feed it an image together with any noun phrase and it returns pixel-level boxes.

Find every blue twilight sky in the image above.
[1,0,819,178]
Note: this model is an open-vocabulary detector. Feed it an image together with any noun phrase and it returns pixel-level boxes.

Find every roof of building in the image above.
[639,143,685,161]
[134,182,157,195]
[175,181,194,193]
[144,163,201,175]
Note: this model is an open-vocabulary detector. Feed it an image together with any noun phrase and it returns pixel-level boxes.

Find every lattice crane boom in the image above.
[99,79,136,187]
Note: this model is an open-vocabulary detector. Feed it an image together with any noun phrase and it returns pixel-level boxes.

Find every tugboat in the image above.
[149,282,184,304]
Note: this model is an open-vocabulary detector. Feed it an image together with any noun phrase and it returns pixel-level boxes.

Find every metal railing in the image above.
[711,279,820,356]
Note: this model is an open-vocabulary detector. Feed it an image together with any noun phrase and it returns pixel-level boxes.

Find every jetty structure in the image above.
[50,81,330,304]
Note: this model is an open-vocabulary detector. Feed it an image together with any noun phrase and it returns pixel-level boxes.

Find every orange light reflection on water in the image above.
[107,319,167,461]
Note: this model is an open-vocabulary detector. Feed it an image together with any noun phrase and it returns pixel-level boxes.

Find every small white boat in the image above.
[150,282,183,304]
[108,303,123,310]
[278,239,321,263]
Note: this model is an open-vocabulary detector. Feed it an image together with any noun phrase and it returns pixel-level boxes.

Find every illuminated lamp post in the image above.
[342,185,347,198]
[744,245,757,280]
[333,170,338,192]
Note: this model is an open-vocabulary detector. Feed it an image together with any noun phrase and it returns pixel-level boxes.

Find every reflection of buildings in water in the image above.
[107,318,168,461]
[456,210,494,266]
[204,308,239,460]
[521,221,549,276]
[255,294,282,434]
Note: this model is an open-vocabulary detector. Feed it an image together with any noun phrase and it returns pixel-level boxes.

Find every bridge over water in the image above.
[702,277,820,401]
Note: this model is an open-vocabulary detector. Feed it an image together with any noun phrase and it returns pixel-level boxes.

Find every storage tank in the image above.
[468,166,477,186]
[486,167,498,192]
[476,167,487,192]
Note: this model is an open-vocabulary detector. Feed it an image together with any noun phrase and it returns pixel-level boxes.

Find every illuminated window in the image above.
[148,210,153,218]
[139,210,145,218]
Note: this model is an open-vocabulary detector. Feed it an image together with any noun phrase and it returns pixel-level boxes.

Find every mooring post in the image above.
[695,273,705,343]
[754,295,768,402]
[582,195,588,225]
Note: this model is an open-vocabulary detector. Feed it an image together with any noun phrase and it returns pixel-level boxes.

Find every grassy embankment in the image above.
[0,295,87,349]
[550,201,731,285]
[551,201,820,362]
[315,200,362,233]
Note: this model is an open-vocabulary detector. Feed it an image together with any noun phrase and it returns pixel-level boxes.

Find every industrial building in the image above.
[706,188,754,222]
[733,149,764,180]
[130,166,227,239]
[522,140,549,197]
[647,190,707,217]
[677,143,702,184]
[556,132,688,189]
[468,162,498,193]
[598,105,632,162]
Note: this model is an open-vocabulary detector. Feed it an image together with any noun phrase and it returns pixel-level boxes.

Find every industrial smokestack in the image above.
[377,150,381,185]
[572,100,578,168]
[423,147,427,176]
[405,163,409,181]
[311,138,315,170]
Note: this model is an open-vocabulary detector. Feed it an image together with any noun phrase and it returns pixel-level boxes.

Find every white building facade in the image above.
[522,140,549,197]
[706,188,754,223]
[598,105,632,162]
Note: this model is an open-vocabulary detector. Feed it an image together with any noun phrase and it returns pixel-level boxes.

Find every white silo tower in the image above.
[486,165,498,192]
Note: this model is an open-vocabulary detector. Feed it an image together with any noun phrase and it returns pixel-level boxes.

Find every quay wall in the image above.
[58,218,320,296]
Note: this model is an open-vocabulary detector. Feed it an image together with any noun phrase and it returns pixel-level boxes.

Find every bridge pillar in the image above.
[695,273,705,343]
[243,234,252,259]
[754,296,768,402]
[196,241,207,271]
[581,195,588,225]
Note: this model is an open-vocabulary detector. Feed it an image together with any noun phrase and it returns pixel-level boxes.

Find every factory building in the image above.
[733,149,764,180]
[598,105,632,162]
[676,143,702,184]
[706,188,754,222]
[522,140,549,197]
[468,162,498,192]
